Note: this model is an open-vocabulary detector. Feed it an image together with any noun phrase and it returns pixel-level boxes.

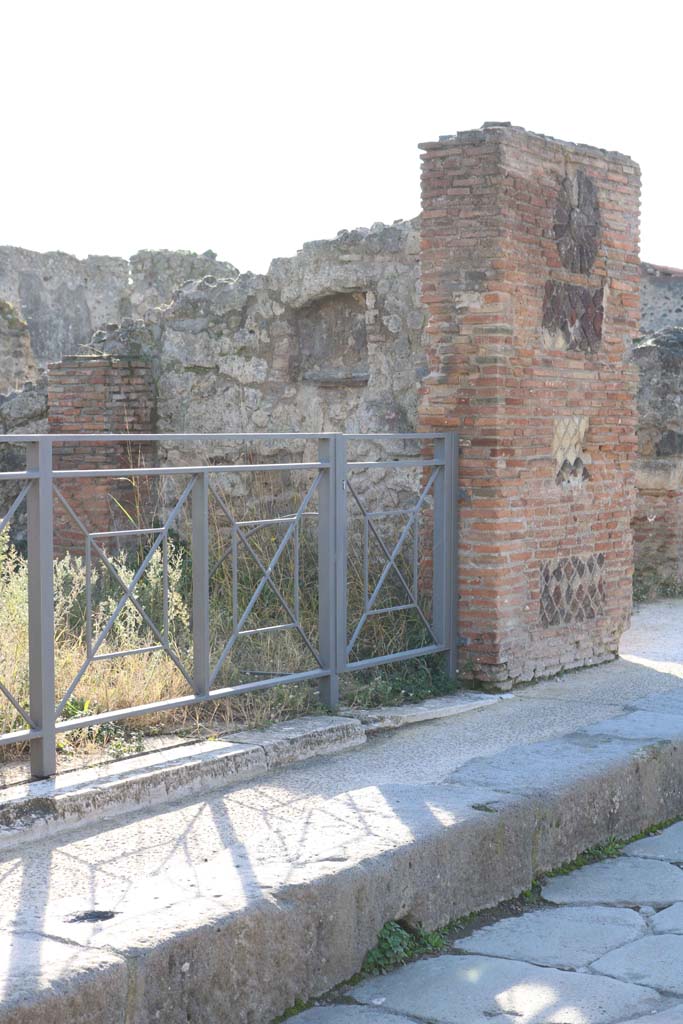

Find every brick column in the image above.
[48,356,156,555]
[418,124,641,687]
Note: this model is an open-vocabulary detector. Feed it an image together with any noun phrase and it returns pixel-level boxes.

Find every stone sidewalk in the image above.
[296,822,683,1024]
[2,600,683,1023]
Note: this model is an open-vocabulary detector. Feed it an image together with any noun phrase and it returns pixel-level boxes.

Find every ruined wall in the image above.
[0,302,36,392]
[86,222,425,474]
[0,246,238,387]
[4,182,683,609]
[2,233,682,455]
[418,124,640,687]
[641,264,683,334]
[162,223,422,442]
[632,327,683,591]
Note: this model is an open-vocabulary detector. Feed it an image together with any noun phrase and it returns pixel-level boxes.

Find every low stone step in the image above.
[0,715,365,848]
[0,692,501,848]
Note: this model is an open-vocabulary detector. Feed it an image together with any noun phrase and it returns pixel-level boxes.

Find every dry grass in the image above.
[0,469,453,765]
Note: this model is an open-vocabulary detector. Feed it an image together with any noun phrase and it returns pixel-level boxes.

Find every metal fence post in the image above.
[433,432,459,680]
[318,435,346,709]
[192,471,211,695]
[27,437,56,778]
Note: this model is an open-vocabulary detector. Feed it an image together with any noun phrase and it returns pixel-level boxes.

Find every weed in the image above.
[546,818,683,877]
[361,921,447,975]
[548,837,623,876]
[273,998,314,1022]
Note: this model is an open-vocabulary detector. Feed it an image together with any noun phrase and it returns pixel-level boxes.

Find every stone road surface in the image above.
[293,822,683,1024]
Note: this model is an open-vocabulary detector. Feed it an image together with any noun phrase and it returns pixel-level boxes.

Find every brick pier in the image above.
[48,355,156,555]
[418,124,641,686]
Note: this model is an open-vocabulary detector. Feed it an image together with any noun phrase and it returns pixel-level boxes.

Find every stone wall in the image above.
[418,124,640,687]
[0,246,238,387]
[0,302,36,393]
[631,327,683,591]
[158,222,422,445]
[641,263,683,334]
[79,221,424,489]
[0,373,48,545]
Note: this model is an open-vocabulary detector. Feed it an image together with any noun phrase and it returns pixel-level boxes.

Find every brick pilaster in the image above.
[418,124,641,686]
[48,356,156,555]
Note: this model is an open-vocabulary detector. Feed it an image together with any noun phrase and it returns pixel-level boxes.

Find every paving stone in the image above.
[444,732,643,796]
[592,934,683,995]
[622,1008,683,1024]
[631,692,683,717]
[349,954,662,1023]
[624,822,683,862]
[542,857,683,908]
[581,711,683,742]
[652,903,683,934]
[454,905,646,968]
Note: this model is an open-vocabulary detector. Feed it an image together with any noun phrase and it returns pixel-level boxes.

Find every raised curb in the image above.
[4,697,683,1023]
[339,691,507,733]
[0,715,365,849]
[0,692,496,849]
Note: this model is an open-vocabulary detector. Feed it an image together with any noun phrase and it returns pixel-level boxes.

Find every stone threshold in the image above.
[0,691,501,849]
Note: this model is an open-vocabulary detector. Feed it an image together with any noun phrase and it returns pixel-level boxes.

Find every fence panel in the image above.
[0,431,458,777]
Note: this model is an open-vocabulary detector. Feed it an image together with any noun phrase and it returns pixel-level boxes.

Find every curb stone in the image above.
[4,697,683,1022]
[0,692,495,847]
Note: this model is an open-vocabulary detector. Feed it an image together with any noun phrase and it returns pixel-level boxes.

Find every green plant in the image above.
[362,921,447,975]
[341,656,457,709]
[542,817,683,880]
[273,997,314,1022]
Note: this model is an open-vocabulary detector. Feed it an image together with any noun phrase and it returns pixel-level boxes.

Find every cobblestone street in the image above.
[295,822,683,1024]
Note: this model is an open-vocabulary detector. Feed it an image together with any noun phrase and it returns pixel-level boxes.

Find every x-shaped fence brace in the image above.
[207,472,323,687]
[208,482,322,668]
[0,453,446,729]
[53,478,195,716]
[0,483,34,726]
[345,468,439,659]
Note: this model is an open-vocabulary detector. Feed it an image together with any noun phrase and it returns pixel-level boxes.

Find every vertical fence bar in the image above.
[27,437,56,778]
[433,432,459,680]
[334,435,348,683]
[192,472,211,695]
[318,434,346,709]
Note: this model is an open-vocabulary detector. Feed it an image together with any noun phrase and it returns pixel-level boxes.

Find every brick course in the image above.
[418,124,641,687]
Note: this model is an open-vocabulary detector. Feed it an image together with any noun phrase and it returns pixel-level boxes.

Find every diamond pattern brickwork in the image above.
[553,415,590,485]
[540,554,606,627]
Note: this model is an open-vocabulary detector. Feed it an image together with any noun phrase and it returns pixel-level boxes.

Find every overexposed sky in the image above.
[3,0,681,273]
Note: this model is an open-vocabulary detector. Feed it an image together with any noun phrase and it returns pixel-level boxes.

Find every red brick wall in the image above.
[418,124,641,687]
[48,356,156,555]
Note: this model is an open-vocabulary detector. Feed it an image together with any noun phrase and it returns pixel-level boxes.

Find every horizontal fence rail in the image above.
[0,432,459,778]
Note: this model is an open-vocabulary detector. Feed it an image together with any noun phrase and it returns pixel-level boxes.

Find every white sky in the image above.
[3,0,681,274]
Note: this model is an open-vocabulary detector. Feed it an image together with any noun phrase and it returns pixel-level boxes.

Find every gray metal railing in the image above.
[0,432,459,778]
